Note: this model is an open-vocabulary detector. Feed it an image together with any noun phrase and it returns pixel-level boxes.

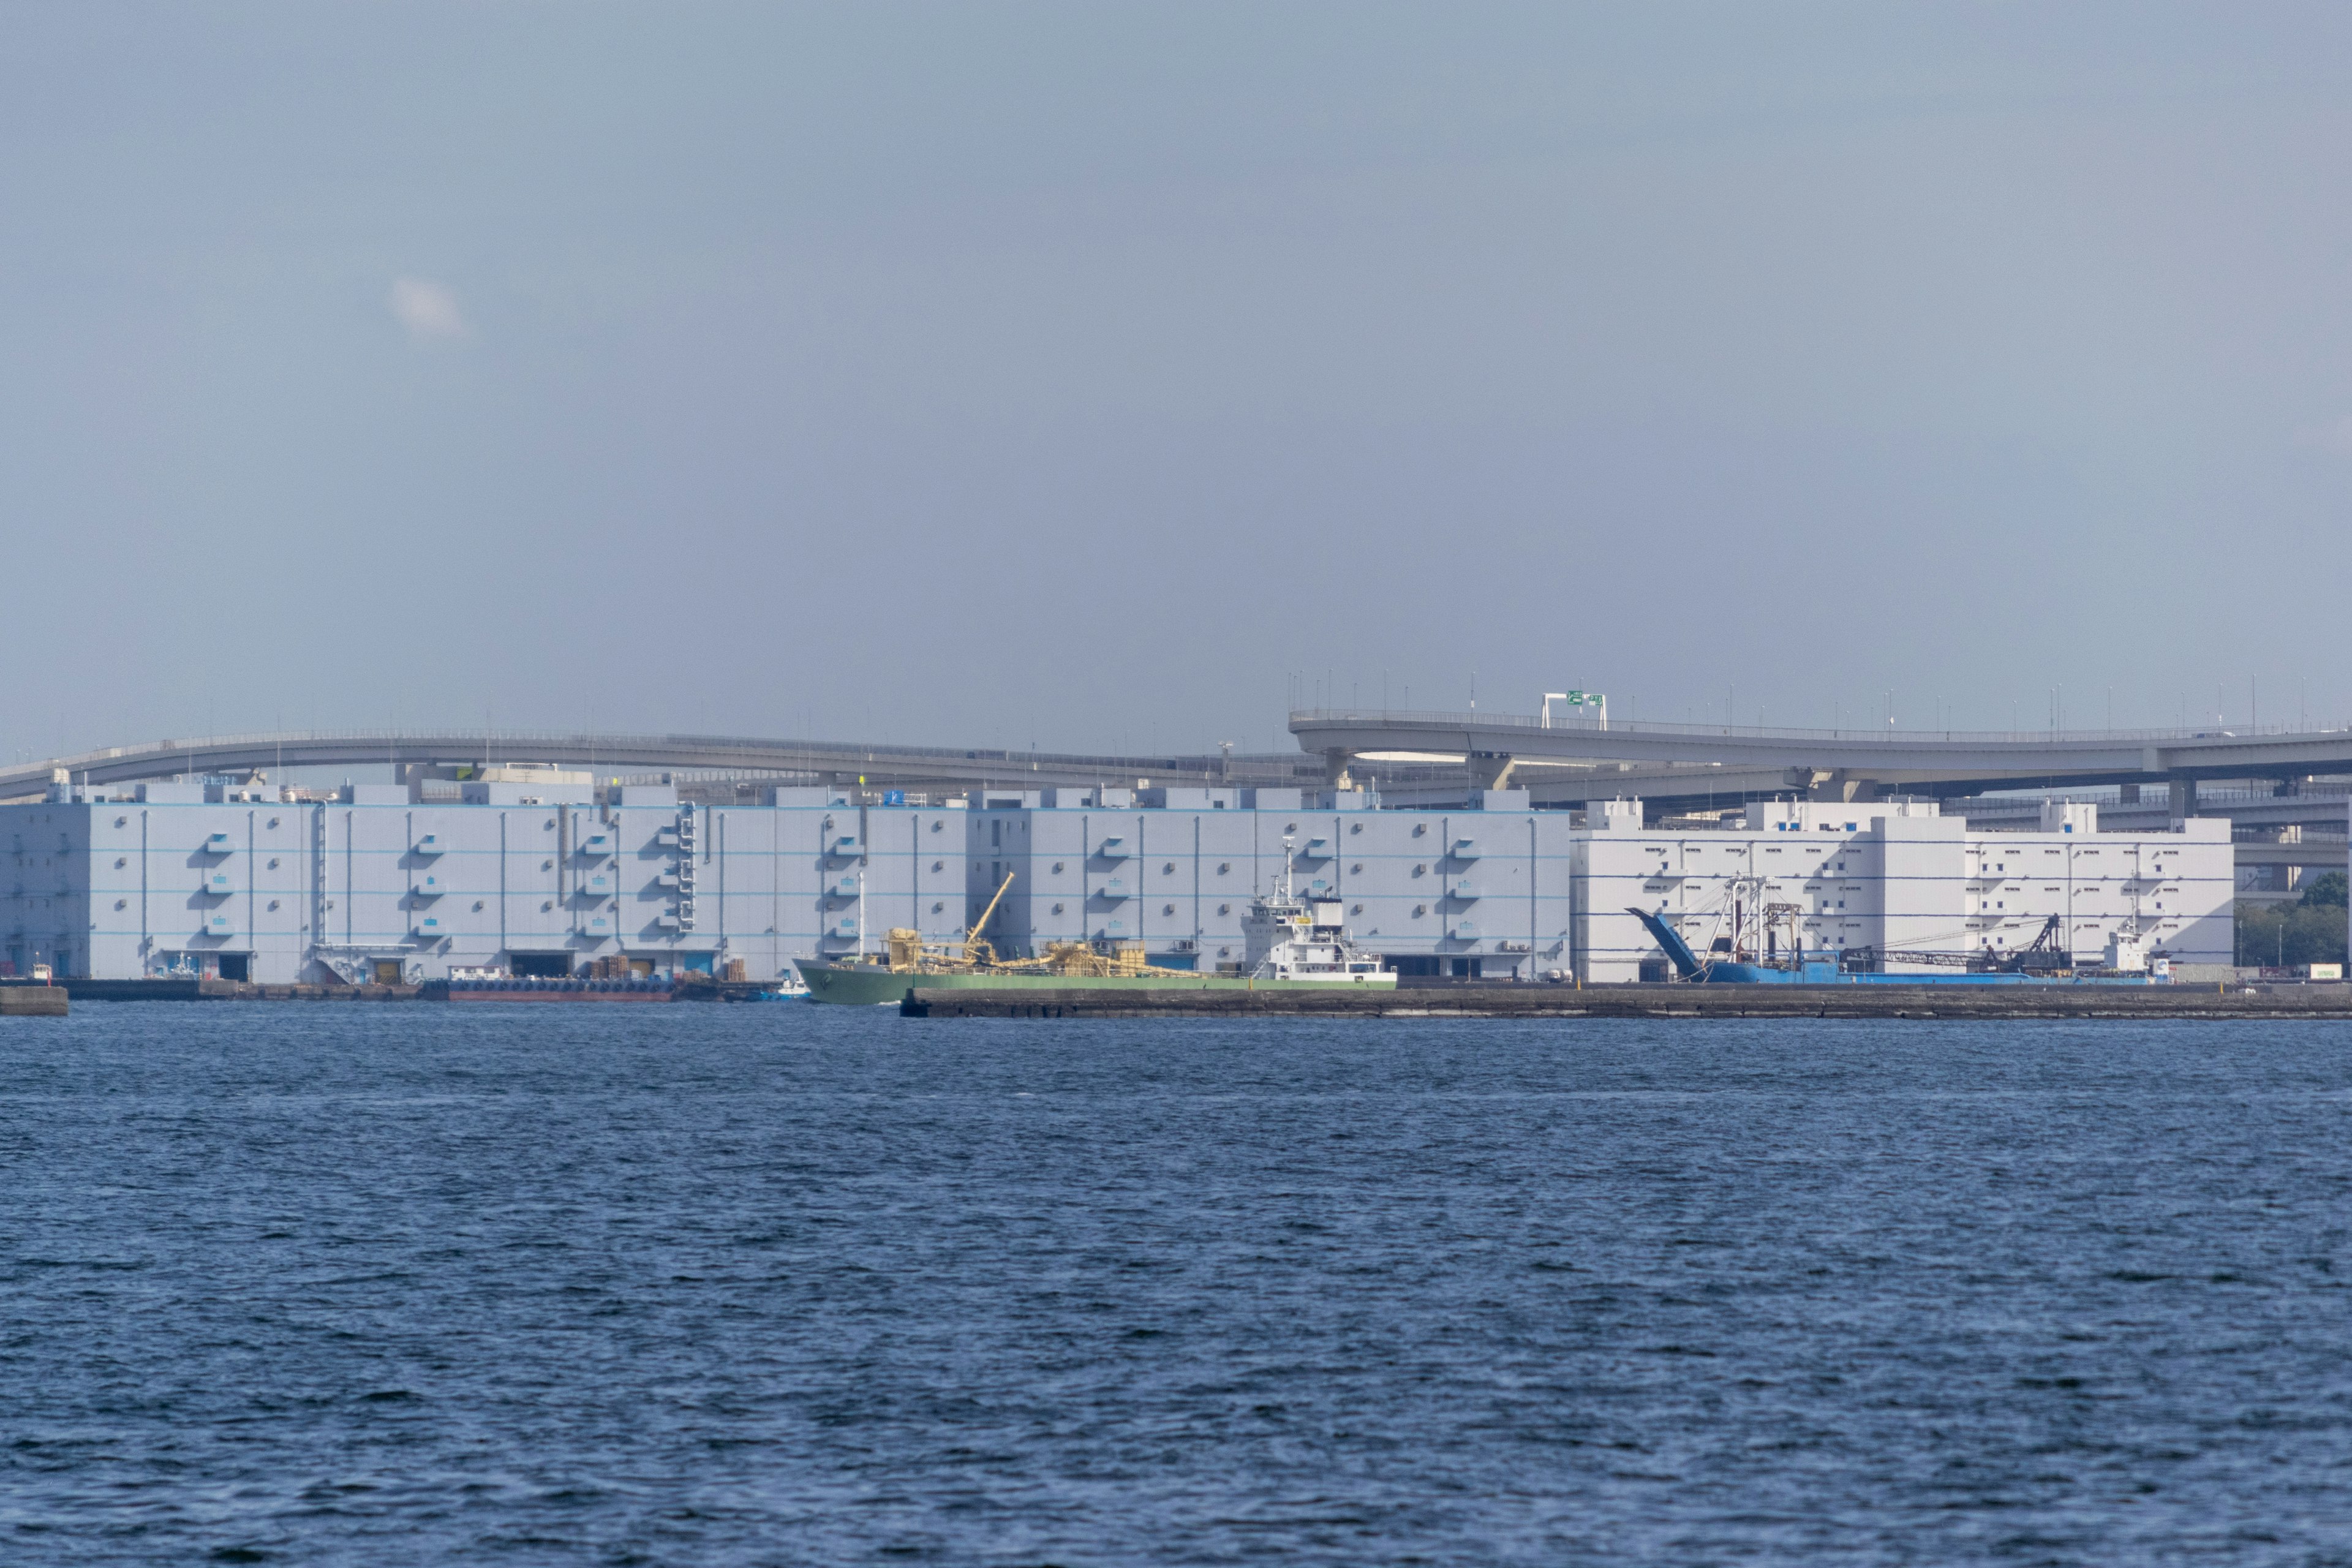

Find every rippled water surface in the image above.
[3,1003,2350,1564]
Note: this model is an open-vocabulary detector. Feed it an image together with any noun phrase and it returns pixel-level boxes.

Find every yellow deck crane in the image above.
[964,872,1015,967]
[883,872,1017,973]
[881,869,1186,978]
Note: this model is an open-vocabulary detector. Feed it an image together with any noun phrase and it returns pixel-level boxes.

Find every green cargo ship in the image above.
[804,851,1395,1005]
[799,962,1391,1007]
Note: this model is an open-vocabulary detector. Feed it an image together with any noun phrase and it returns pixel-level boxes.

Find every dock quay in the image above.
[900,983,2352,1021]
[55,977,776,1003]
[62,978,420,1002]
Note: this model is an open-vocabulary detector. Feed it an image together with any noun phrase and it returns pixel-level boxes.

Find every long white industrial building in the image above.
[0,770,2231,983]
[1577,796,2233,981]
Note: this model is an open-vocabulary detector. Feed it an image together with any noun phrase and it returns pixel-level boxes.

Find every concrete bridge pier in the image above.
[1802,771,1883,805]
[1465,751,1516,790]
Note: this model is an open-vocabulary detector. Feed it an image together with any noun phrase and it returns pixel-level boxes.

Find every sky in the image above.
[4,2,2351,763]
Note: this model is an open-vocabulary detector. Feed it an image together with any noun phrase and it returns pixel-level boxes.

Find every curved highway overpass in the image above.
[1,729,1324,801]
[19,712,2352,820]
[1292,707,2352,810]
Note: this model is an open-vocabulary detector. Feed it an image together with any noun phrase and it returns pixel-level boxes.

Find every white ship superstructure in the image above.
[1239,840,1396,985]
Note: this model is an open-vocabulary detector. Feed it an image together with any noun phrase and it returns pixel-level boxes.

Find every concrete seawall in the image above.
[0,984,69,1016]
[62,979,420,1003]
[902,984,2352,1021]
[56,978,774,1003]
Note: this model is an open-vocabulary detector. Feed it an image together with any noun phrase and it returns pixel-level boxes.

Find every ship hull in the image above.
[800,963,1396,1007]
[445,988,678,1002]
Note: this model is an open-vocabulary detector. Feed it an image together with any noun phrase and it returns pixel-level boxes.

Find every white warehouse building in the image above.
[1575,796,2234,980]
[0,770,2231,984]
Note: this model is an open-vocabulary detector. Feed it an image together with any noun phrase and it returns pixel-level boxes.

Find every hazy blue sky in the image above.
[5,3,2351,761]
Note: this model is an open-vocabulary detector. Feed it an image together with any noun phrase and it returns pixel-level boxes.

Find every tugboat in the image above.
[801,839,1393,1004]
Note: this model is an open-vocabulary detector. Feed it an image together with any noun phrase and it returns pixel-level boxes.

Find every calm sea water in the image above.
[2,1003,2348,1566]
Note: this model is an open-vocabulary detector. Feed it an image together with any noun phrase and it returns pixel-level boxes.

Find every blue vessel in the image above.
[1626,908,2157,986]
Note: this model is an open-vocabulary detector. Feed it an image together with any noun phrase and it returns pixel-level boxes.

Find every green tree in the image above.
[2236,899,2348,968]
[2299,871,2346,910]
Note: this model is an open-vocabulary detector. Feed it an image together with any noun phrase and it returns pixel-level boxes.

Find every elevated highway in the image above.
[1292,707,2352,813]
[19,712,2352,835]
[2,729,1324,802]
[1955,785,2352,835]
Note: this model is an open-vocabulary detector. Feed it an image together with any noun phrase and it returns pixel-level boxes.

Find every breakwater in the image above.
[0,983,67,1015]
[902,982,2352,1020]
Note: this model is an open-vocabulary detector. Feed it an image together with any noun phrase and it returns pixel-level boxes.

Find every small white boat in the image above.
[762,968,814,1001]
